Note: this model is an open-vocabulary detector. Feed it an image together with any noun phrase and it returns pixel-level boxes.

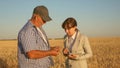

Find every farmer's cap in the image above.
[33,5,52,22]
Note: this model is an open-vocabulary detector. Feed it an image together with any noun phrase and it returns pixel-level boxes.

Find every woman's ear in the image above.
[74,26,77,29]
[75,26,77,28]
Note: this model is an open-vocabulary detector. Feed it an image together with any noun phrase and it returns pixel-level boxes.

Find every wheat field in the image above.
[0,37,120,68]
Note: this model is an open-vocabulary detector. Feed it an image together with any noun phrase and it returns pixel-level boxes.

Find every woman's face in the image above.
[64,26,76,37]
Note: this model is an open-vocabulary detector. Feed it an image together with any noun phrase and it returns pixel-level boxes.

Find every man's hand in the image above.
[50,46,60,56]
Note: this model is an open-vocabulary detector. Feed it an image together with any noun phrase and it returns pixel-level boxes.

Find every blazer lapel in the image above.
[65,37,69,48]
[72,31,81,51]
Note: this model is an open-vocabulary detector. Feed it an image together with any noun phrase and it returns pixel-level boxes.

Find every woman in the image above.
[62,17,92,68]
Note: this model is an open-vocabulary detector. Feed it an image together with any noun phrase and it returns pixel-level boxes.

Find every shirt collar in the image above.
[71,31,77,40]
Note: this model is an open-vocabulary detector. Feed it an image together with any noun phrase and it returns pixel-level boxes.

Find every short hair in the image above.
[62,17,77,29]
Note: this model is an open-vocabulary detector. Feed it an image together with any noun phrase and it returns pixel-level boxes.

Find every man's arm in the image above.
[27,47,60,59]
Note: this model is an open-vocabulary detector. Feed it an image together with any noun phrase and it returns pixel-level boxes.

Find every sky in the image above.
[0,0,120,39]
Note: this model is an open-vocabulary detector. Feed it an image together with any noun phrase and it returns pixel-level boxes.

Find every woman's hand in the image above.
[63,48,69,55]
[68,54,77,59]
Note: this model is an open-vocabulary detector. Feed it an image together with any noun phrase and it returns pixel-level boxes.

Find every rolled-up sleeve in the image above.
[20,28,39,53]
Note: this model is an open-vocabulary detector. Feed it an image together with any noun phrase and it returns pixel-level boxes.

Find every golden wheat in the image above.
[0,37,120,68]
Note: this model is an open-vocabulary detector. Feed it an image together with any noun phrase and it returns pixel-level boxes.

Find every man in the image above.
[18,5,60,68]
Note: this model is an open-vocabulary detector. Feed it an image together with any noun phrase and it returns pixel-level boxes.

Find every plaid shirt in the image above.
[18,21,53,68]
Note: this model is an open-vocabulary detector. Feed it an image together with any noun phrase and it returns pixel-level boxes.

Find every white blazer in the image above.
[64,30,93,68]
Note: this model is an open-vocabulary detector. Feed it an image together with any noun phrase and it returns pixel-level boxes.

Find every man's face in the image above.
[37,15,46,26]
